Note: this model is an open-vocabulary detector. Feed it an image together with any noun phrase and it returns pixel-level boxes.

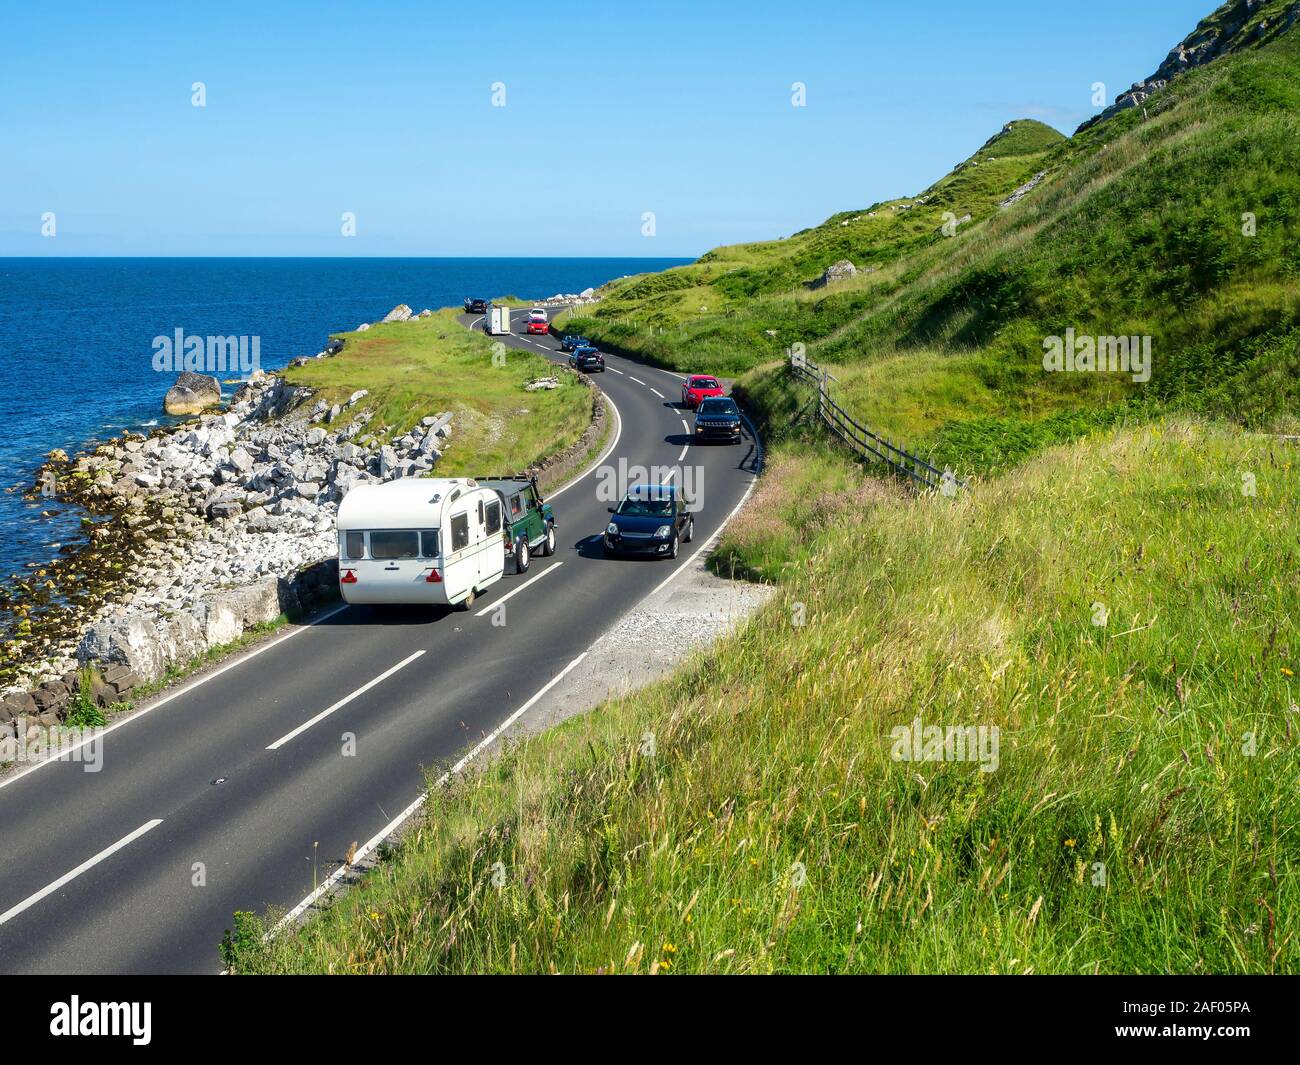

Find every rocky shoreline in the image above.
[0,302,606,739]
[0,356,447,723]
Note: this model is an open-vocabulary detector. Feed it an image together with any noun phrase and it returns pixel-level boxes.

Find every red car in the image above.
[527,319,549,335]
[682,374,724,408]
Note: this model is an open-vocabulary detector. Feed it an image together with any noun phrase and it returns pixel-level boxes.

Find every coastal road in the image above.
[0,306,759,974]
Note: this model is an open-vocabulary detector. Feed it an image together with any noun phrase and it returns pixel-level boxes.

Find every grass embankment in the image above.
[560,11,1300,475]
[283,309,592,476]
[227,420,1298,973]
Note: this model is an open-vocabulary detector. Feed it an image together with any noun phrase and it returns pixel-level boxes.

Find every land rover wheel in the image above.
[542,523,556,556]
[683,518,694,544]
[515,539,530,574]
[668,532,679,559]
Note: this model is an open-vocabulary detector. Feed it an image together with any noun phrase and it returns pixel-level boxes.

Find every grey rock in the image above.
[164,372,222,416]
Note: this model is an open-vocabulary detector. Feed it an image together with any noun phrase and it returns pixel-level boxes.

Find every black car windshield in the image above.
[618,498,673,517]
[698,398,738,414]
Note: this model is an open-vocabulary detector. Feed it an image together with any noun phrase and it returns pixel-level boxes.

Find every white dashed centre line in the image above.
[0,819,165,927]
[650,388,664,398]
[266,650,426,750]
[629,377,646,386]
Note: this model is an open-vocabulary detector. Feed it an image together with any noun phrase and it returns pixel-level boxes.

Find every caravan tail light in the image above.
[341,570,357,584]
[425,569,442,583]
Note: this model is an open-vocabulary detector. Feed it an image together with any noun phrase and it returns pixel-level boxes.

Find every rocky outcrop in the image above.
[999,171,1048,209]
[809,260,857,289]
[1078,0,1300,132]
[540,290,599,307]
[163,372,221,416]
[381,304,413,323]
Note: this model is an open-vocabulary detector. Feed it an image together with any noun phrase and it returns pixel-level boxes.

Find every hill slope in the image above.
[562,0,1300,474]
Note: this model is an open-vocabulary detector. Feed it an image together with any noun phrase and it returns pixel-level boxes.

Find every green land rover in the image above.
[477,475,558,574]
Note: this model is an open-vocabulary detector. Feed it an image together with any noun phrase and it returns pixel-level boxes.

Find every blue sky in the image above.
[0,0,1215,257]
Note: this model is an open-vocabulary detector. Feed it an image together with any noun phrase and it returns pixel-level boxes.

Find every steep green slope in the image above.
[562,2,1300,473]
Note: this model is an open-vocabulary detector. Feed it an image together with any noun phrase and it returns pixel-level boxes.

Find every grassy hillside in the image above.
[284,309,593,476]
[561,5,1300,474]
[226,420,1299,974]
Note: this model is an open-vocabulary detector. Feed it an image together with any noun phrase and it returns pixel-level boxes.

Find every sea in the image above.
[0,257,690,584]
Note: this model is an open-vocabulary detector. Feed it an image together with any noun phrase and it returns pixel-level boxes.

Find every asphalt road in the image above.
[0,307,759,974]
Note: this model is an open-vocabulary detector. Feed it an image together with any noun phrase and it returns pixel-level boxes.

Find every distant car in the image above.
[560,335,590,352]
[527,319,549,335]
[478,475,557,574]
[464,297,489,314]
[694,396,743,444]
[568,346,605,372]
[682,374,724,408]
[527,307,548,323]
[603,483,693,559]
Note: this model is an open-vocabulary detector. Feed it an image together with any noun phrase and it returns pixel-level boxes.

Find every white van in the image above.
[486,304,511,335]
[337,478,506,608]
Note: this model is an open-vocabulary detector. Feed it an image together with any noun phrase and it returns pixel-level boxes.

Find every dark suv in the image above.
[603,484,693,559]
[693,396,743,444]
[464,297,489,314]
[568,346,605,373]
[477,475,557,573]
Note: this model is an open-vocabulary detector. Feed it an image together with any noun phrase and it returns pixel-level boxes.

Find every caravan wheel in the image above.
[460,586,477,610]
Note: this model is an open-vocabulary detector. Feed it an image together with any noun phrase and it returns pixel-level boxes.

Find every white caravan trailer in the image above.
[337,478,506,608]
[486,304,511,335]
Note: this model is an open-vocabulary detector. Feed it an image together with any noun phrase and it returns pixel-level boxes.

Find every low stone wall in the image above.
[534,380,609,494]
[0,559,339,740]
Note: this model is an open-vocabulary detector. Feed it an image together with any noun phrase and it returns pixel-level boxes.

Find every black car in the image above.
[568,346,605,372]
[693,396,743,444]
[603,484,693,559]
[464,297,489,314]
[560,334,590,352]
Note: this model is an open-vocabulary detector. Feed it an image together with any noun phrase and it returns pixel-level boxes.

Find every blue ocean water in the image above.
[0,257,690,582]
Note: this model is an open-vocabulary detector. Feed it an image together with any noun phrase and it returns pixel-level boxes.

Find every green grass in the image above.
[226,419,1298,974]
[284,309,593,476]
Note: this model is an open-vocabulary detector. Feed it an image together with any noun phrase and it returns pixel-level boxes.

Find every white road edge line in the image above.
[0,602,351,793]
[474,560,563,616]
[0,819,164,927]
[265,651,590,943]
[266,650,426,751]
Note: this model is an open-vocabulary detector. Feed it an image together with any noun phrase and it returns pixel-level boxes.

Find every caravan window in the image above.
[450,513,469,552]
[485,500,502,535]
[421,530,439,558]
[344,531,366,559]
[370,531,420,559]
